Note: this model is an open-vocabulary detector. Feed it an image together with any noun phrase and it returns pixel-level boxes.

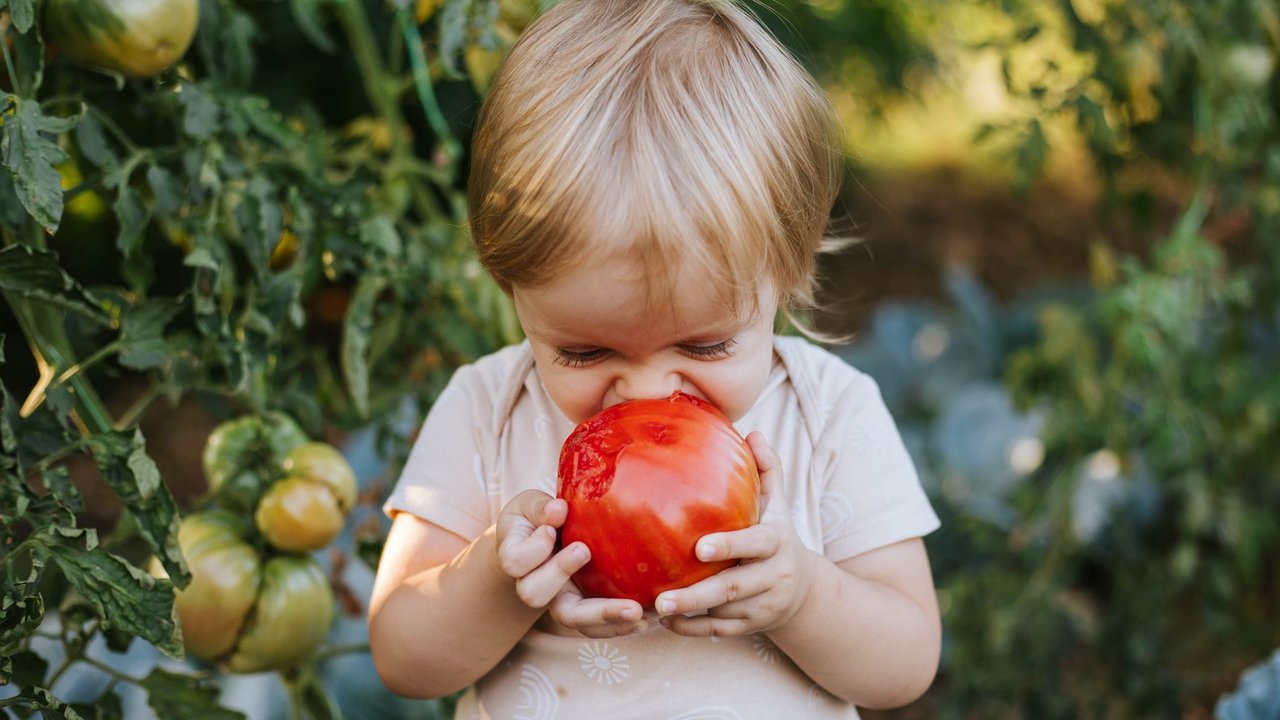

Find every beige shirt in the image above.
[385,336,940,719]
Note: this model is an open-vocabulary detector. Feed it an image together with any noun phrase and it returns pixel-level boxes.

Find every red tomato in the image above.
[557,391,761,610]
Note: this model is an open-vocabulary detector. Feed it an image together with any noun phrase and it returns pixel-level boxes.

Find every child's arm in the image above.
[369,491,574,698]
[655,433,942,710]
[368,491,647,698]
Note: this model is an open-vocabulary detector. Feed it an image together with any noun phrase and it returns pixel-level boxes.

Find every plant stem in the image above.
[114,385,162,431]
[6,289,116,433]
[0,25,23,98]
[312,642,370,663]
[398,10,461,162]
[79,655,145,685]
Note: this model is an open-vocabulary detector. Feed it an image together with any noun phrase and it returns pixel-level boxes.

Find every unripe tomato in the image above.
[43,0,199,78]
[557,391,761,610]
[255,442,357,552]
[226,555,334,674]
[166,512,260,661]
[202,413,309,511]
[161,511,335,673]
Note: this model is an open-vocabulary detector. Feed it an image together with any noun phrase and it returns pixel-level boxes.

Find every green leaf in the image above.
[342,272,387,419]
[70,689,124,720]
[359,215,403,258]
[0,592,44,656]
[140,668,247,720]
[12,19,46,93]
[178,83,220,140]
[118,299,182,370]
[32,527,184,658]
[11,686,84,719]
[239,176,282,277]
[0,380,15,458]
[0,166,30,230]
[113,184,151,257]
[146,165,184,217]
[0,96,77,232]
[86,430,189,588]
[0,246,111,328]
[439,0,474,78]
[3,649,46,687]
[5,0,35,33]
[74,112,120,172]
[289,0,337,53]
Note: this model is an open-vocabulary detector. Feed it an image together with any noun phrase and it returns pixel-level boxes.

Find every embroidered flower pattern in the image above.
[752,634,781,664]
[578,641,630,685]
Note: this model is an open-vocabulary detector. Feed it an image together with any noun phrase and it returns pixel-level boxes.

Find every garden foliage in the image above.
[0,0,1277,717]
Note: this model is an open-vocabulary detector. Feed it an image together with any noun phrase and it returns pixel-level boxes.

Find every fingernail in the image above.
[656,597,676,615]
[572,544,589,562]
[696,541,716,561]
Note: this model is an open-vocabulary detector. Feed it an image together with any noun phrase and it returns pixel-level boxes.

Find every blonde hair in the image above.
[468,0,843,328]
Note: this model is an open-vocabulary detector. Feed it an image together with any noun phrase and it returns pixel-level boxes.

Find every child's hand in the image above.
[655,431,817,637]
[496,491,648,637]
[496,491,588,608]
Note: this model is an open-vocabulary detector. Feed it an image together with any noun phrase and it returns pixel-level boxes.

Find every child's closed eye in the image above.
[679,337,738,360]
[554,347,609,367]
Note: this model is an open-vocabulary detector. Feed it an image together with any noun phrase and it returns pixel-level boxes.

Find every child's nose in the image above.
[616,363,682,402]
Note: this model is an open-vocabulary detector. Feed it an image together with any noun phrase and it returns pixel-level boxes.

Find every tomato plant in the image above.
[557,391,761,610]
[43,0,199,77]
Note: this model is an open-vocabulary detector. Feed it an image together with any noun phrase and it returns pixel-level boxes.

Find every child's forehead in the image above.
[515,248,770,339]
[585,236,760,309]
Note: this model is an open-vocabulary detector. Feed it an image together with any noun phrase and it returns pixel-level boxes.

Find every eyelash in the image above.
[553,338,738,368]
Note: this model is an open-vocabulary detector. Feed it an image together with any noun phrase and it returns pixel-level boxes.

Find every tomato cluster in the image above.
[557,391,761,610]
[158,413,356,673]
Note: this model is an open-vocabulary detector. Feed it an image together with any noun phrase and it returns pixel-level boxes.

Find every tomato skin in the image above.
[281,442,358,512]
[255,475,344,552]
[43,0,199,78]
[226,554,334,674]
[256,442,357,552]
[557,391,761,610]
[202,413,309,511]
[167,512,261,661]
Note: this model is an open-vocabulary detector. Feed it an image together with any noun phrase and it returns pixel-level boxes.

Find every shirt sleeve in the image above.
[817,372,940,562]
[382,364,496,541]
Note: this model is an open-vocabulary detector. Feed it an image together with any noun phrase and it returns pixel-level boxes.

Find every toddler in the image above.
[369,1,941,716]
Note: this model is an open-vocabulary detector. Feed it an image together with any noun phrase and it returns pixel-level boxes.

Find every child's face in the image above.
[513,255,777,426]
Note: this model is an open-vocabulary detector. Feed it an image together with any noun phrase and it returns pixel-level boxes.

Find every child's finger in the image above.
[497,523,557,579]
[660,612,753,638]
[514,541,591,608]
[693,523,781,564]
[745,432,783,502]
[653,563,769,617]
[499,490,565,533]
[549,594,646,635]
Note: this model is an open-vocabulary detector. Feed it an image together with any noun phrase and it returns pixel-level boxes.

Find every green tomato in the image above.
[226,554,334,674]
[255,443,357,552]
[282,442,358,512]
[168,512,261,662]
[255,475,345,552]
[165,512,334,673]
[43,0,199,78]
[202,413,309,511]
[201,416,262,496]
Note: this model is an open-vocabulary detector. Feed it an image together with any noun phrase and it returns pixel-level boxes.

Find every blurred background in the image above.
[1,0,1277,718]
